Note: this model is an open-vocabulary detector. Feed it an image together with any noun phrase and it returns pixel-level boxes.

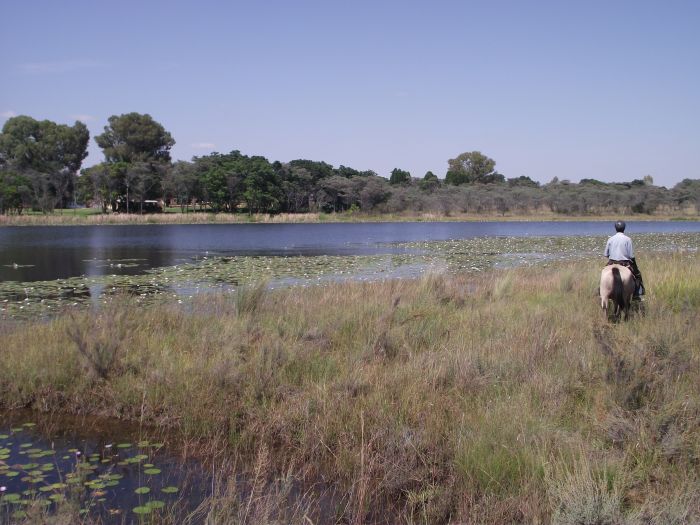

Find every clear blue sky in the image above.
[1,0,698,186]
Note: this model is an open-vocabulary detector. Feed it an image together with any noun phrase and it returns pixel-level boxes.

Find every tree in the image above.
[163,161,198,212]
[358,176,391,210]
[419,171,439,191]
[95,113,174,163]
[0,116,89,211]
[288,159,334,182]
[317,176,357,212]
[507,175,539,188]
[389,168,411,185]
[242,156,281,213]
[278,164,314,212]
[445,151,502,185]
[0,168,31,214]
[94,113,174,213]
[127,162,163,214]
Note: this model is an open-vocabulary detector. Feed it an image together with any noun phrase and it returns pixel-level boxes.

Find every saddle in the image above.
[606,259,644,297]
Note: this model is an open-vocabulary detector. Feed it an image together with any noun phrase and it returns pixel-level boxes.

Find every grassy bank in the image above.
[1,210,698,226]
[1,255,699,523]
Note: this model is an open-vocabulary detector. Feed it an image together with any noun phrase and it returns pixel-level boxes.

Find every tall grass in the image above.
[1,210,695,226]
[1,253,698,523]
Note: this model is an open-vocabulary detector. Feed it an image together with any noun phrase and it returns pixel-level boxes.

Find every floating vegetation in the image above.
[1,232,698,320]
[0,422,194,523]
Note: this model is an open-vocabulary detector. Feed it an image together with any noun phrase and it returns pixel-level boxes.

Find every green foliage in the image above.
[3,114,700,218]
[94,113,174,163]
[0,115,89,211]
[417,171,438,192]
[507,175,539,187]
[389,167,411,185]
[0,168,31,213]
[446,151,503,185]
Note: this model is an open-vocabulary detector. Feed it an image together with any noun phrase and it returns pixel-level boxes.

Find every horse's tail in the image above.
[612,267,624,310]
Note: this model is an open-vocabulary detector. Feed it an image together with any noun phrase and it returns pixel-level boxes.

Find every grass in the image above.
[1,253,699,523]
[1,209,698,226]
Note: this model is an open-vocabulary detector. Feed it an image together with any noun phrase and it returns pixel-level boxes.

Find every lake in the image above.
[1,221,698,319]
[2,221,699,282]
[0,412,208,523]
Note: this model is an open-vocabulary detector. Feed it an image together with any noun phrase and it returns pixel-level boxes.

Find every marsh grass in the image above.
[1,253,699,523]
[1,210,696,227]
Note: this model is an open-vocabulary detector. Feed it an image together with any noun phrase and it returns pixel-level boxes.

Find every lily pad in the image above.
[134,486,151,494]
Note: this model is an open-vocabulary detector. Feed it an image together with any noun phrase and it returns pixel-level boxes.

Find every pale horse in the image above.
[599,264,636,320]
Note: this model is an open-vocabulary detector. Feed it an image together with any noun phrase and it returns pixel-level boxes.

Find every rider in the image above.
[604,220,644,298]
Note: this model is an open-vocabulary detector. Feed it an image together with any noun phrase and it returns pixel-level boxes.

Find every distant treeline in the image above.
[1,113,698,216]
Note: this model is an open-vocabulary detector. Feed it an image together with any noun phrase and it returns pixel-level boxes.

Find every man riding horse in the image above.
[604,220,644,298]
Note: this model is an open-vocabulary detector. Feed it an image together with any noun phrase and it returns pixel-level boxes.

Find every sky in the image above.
[1,0,699,187]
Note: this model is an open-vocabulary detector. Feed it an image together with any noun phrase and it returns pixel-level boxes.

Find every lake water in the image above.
[0,412,209,523]
[2,221,699,283]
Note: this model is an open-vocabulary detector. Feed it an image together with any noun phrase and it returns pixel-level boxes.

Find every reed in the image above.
[0,210,695,227]
[1,253,698,523]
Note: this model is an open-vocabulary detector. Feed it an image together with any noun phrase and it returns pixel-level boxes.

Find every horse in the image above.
[599,264,636,321]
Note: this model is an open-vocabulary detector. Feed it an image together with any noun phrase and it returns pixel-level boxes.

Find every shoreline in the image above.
[1,210,698,227]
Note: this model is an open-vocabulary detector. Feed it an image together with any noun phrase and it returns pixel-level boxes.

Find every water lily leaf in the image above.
[146,499,165,509]
[144,468,161,475]
[135,486,151,494]
[161,486,179,493]
[133,505,152,514]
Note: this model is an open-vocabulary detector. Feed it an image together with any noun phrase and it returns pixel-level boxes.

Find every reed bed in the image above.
[1,254,699,524]
[0,211,695,227]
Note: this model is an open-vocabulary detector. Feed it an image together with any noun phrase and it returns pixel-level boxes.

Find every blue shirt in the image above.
[604,232,634,261]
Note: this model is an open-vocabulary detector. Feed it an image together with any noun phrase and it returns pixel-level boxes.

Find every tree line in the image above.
[1,113,698,216]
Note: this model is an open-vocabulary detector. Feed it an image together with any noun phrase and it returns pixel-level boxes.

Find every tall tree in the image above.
[446,151,503,185]
[95,113,175,163]
[94,113,174,213]
[419,171,439,191]
[389,168,411,185]
[163,161,199,212]
[0,116,89,211]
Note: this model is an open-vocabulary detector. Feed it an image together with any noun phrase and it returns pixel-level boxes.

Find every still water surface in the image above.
[2,221,698,282]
